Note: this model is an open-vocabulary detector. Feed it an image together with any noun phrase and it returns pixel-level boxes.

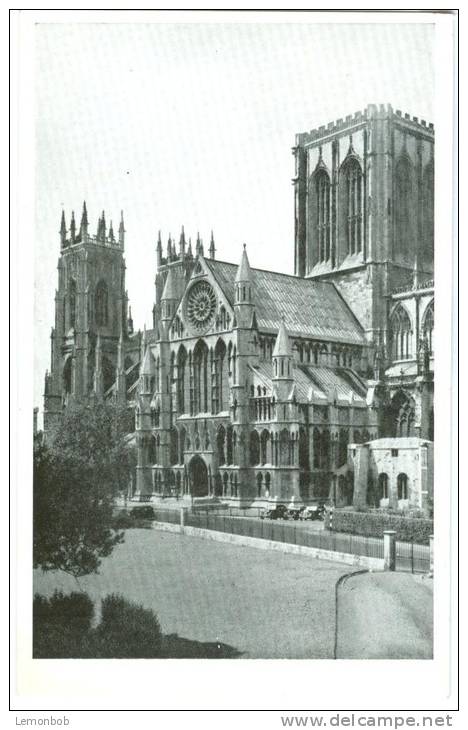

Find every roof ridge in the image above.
[208,257,336,285]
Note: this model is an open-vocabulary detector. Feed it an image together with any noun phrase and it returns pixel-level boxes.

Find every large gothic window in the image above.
[395,156,415,258]
[213,340,227,414]
[68,279,77,329]
[422,300,434,355]
[193,340,209,414]
[102,356,115,395]
[217,426,226,466]
[260,430,270,466]
[63,357,73,394]
[422,161,434,265]
[341,157,363,255]
[170,428,178,466]
[314,170,331,263]
[177,346,187,414]
[226,426,233,465]
[95,280,109,327]
[390,305,413,361]
[338,429,349,467]
[249,431,260,466]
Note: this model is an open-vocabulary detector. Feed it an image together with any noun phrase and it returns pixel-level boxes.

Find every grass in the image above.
[33,528,350,659]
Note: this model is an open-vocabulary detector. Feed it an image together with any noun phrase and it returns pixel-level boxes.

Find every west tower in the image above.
[43,203,129,436]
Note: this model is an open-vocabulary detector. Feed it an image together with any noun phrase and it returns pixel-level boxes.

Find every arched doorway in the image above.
[189,455,209,498]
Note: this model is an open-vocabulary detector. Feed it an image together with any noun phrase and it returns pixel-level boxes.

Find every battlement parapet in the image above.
[295,103,434,148]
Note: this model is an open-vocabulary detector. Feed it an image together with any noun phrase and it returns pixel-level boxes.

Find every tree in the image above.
[33,403,136,578]
[47,402,136,498]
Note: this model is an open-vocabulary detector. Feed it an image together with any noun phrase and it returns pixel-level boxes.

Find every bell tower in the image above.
[44,203,129,437]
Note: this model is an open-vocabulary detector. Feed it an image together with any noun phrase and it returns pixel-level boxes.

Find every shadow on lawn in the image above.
[160,634,244,659]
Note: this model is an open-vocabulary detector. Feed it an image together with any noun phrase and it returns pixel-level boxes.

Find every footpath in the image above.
[336,571,433,659]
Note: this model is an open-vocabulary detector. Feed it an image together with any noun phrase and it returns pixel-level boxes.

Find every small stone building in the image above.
[349,437,434,515]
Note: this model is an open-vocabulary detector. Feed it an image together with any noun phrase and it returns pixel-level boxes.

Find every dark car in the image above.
[288,505,305,521]
[300,505,325,521]
[129,505,155,520]
[260,504,289,520]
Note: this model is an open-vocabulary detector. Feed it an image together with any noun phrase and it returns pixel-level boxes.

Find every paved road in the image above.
[336,571,433,659]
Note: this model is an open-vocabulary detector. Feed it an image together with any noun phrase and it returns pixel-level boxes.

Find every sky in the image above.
[34,20,434,412]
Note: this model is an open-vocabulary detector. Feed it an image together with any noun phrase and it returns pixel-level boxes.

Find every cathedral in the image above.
[43,103,434,512]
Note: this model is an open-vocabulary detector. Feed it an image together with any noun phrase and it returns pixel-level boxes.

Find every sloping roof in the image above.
[205,259,366,345]
[251,362,368,404]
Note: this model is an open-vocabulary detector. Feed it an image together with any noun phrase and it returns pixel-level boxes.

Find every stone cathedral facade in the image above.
[43,103,434,512]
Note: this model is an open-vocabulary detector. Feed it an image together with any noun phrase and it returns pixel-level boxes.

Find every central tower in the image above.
[293,103,434,346]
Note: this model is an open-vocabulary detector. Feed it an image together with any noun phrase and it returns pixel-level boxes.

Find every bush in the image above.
[325,509,433,545]
[33,590,94,632]
[97,593,162,658]
[33,591,162,658]
[33,591,94,657]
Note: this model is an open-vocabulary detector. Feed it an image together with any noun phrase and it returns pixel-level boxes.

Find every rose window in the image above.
[186,281,216,332]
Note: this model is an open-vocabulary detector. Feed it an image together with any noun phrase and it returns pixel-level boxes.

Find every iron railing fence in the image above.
[153,508,385,561]
[396,540,430,574]
[138,507,429,573]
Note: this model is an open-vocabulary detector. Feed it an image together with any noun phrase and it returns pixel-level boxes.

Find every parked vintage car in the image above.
[300,505,325,521]
[288,505,305,521]
[259,504,289,520]
[129,505,155,520]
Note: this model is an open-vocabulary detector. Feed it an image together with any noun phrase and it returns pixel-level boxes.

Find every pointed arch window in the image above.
[378,473,389,500]
[397,473,408,501]
[390,305,413,361]
[422,162,434,264]
[95,280,109,327]
[315,170,331,263]
[342,158,363,255]
[422,301,434,355]
[177,346,187,413]
[395,156,414,258]
[68,279,77,328]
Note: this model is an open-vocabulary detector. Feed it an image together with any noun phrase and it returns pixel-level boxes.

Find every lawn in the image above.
[33,527,350,659]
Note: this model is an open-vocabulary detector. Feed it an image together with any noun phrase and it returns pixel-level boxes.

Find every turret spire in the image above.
[187,237,193,258]
[156,230,163,267]
[127,305,134,335]
[118,211,125,247]
[70,211,76,244]
[272,317,292,358]
[196,232,203,256]
[109,220,115,242]
[80,201,88,241]
[179,226,186,258]
[167,234,172,261]
[60,210,67,247]
[140,324,147,364]
[100,210,106,240]
[234,244,254,327]
[209,230,216,260]
[235,244,252,283]
[272,317,294,393]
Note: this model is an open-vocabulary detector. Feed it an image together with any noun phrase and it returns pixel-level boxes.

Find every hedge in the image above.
[33,591,162,658]
[324,509,433,545]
